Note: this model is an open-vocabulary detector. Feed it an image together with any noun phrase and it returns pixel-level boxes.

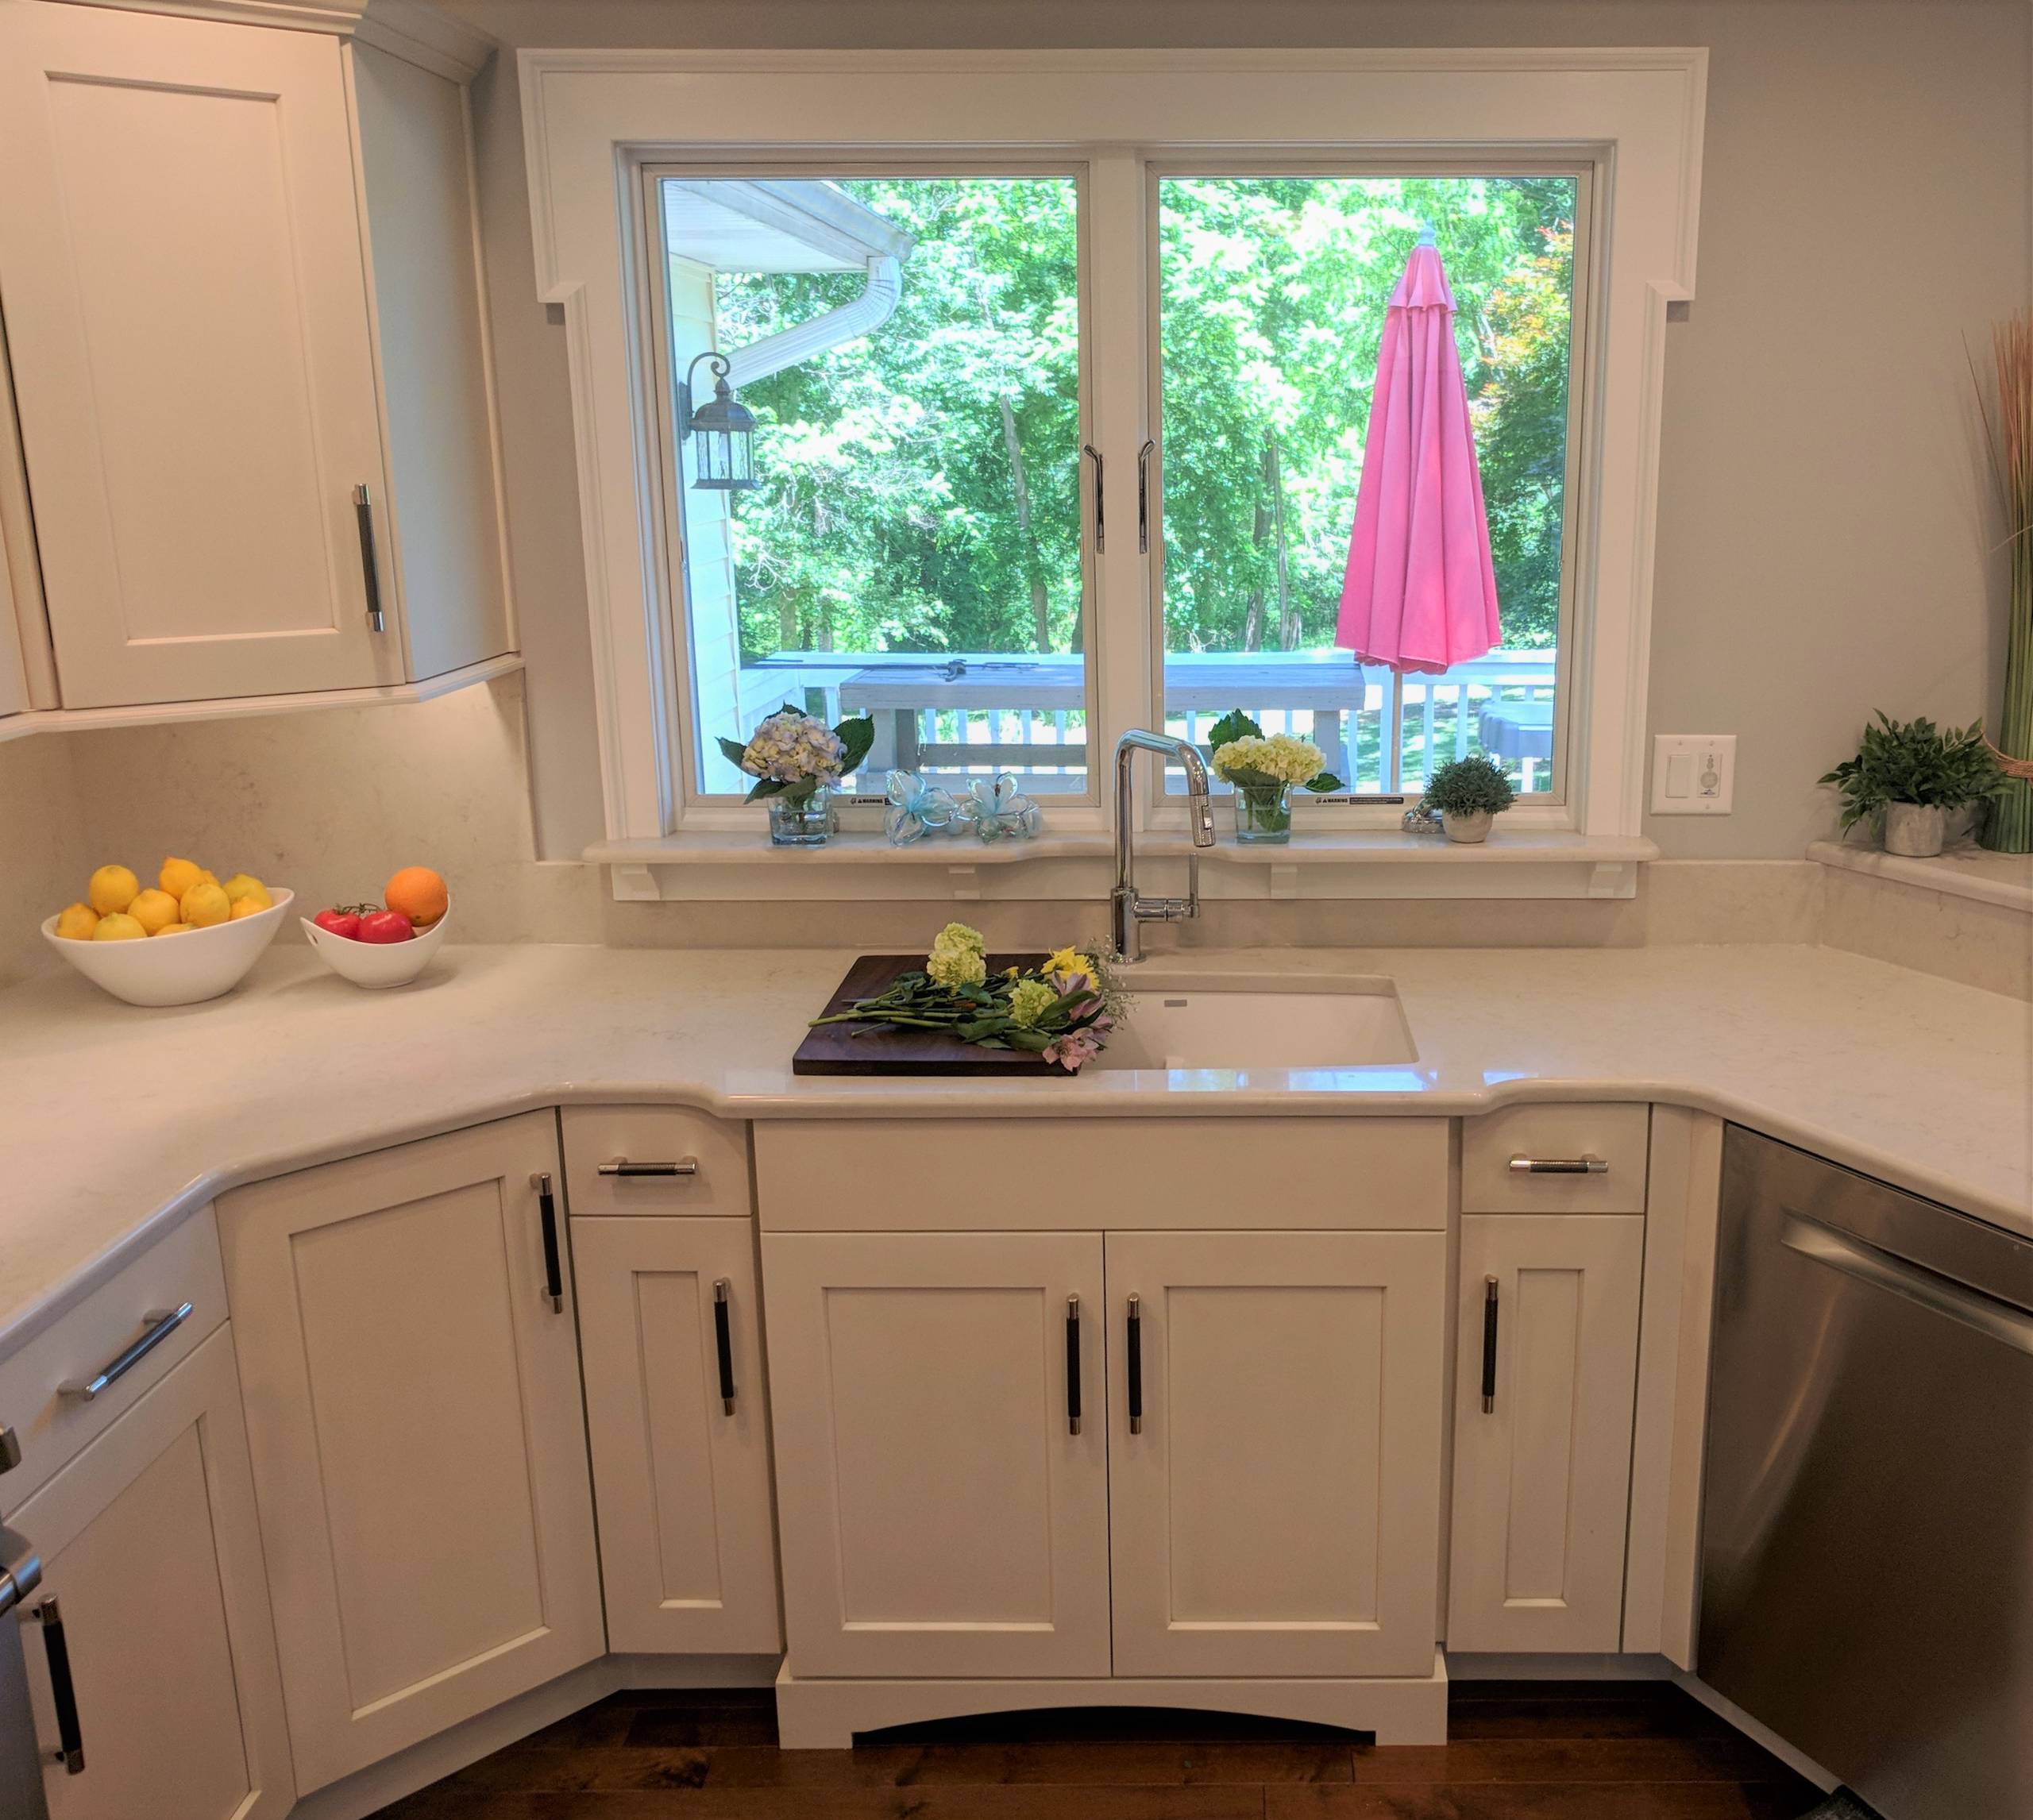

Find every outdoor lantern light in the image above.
[680,351,758,492]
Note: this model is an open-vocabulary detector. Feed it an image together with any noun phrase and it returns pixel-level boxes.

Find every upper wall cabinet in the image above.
[0,0,511,715]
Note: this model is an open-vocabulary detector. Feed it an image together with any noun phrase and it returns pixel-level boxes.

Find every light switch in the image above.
[1652,735,1735,815]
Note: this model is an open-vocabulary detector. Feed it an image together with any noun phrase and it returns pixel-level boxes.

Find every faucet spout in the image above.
[1111,729,1214,963]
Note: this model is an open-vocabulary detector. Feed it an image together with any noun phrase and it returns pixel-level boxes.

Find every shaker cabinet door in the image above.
[1448,1213,1644,1652]
[12,1325,293,1820]
[1105,1230,1446,1678]
[575,1214,782,1655]
[0,1,394,707]
[219,1112,602,1794]
[762,1230,1109,1679]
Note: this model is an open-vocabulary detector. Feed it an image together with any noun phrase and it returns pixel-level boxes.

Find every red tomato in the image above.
[314,908,363,941]
[355,909,415,945]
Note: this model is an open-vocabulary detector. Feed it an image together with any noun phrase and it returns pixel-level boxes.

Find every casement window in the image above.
[521,52,1705,892]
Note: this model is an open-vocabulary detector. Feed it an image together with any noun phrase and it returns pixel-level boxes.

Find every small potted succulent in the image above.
[1819,713,2005,858]
[1422,754,1515,843]
[719,705,874,846]
[1206,711,1342,844]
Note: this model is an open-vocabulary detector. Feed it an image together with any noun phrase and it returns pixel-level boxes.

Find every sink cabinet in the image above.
[1106,1230,1445,1678]
[1447,1213,1645,1652]
[218,1113,603,1794]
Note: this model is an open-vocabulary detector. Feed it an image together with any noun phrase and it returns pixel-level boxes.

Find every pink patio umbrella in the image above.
[1335,230,1501,674]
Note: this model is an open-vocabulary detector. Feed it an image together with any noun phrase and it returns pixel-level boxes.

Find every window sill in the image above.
[1809,839,2033,916]
[586,828,1658,904]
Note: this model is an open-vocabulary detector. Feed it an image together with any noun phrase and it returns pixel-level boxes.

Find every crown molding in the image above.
[49,0,496,80]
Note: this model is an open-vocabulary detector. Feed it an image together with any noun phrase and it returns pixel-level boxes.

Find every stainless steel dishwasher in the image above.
[1700,1126,2032,1820]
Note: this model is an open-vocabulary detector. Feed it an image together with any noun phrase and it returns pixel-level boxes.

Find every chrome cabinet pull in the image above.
[1082,443,1105,552]
[712,1279,736,1413]
[353,484,385,633]
[532,1173,564,1312]
[1136,438,1155,553]
[37,1598,84,1774]
[1508,1154,1609,1175]
[596,1157,700,1178]
[58,1303,193,1402]
[1480,1277,1500,1413]
[1125,1293,1143,1435]
[1064,1295,1082,1436]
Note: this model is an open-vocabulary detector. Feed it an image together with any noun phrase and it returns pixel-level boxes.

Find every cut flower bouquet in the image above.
[809,923,1128,1072]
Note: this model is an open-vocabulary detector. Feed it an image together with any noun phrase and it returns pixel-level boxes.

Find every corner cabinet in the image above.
[0,0,511,714]
[10,1326,294,1820]
[218,1112,602,1795]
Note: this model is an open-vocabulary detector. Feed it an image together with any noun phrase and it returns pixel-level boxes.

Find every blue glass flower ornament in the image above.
[957,774,1041,844]
[883,769,959,846]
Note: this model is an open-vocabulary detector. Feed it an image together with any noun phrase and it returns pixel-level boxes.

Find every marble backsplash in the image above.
[1,674,2021,998]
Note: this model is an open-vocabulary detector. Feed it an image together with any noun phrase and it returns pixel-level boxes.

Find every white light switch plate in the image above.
[1651,734,1735,814]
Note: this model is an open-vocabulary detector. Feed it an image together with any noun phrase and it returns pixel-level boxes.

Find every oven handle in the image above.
[1781,1213,2033,1358]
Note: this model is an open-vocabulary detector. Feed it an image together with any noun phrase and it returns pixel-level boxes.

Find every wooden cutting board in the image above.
[792,953,1059,1075]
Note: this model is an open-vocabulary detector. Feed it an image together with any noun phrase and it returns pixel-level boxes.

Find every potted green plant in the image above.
[1422,754,1515,843]
[1819,714,2005,858]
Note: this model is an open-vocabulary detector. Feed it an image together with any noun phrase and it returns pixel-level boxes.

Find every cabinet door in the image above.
[0,2,394,708]
[1449,1214,1644,1653]
[13,1325,292,1820]
[763,1231,1109,1678]
[575,1216,781,1655]
[219,1113,601,1793]
[1107,1231,1445,1678]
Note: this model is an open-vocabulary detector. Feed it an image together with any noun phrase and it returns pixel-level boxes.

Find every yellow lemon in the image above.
[158,856,205,900]
[221,873,271,909]
[87,865,140,916]
[180,881,231,928]
[127,888,181,935]
[199,869,218,887]
[155,922,195,935]
[228,897,267,921]
[54,902,99,941]
[91,912,146,941]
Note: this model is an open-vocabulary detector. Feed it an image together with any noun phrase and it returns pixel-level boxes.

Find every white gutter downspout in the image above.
[721,255,905,391]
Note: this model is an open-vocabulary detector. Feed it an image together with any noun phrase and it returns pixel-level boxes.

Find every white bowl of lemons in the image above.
[43,860,291,1007]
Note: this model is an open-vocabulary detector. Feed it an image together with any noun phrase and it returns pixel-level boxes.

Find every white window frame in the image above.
[519,48,1705,897]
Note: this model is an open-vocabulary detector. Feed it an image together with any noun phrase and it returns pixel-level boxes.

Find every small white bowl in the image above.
[301,905,450,989]
[43,888,295,1008]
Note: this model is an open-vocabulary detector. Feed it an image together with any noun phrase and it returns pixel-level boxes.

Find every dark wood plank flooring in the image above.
[368,1681,1826,1820]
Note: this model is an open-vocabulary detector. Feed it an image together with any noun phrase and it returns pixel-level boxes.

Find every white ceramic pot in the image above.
[42,889,293,1007]
[1882,802,1946,858]
[1442,808,1494,844]
[301,904,451,989]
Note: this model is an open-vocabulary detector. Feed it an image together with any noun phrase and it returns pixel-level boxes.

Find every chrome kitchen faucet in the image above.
[1111,729,1217,964]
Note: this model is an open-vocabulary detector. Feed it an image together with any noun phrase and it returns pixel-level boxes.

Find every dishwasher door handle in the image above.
[1781,1213,2033,1357]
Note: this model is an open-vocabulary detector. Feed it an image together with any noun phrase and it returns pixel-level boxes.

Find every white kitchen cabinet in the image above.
[762,1230,1110,1679]
[574,1215,782,1656]
[1448,1213,1645,1653]
[11,1325,293,1820]
[0,0,509,713]
[1105,1230,1446,1679]
[218,1112,602,1794]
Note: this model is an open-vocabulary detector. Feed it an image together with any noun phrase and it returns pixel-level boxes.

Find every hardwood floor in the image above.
[368,1681,1827,1819]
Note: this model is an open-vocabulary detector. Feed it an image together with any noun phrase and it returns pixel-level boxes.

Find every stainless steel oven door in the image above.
[0,1521,50,1820]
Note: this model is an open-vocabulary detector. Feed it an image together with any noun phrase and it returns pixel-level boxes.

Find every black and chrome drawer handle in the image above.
[596,1157,700,1178]
[1508,1154,1609,1175]
[1126,1293,1143,1435]
[712,1279,736,1414]
[59,1303,194,1402]
[1065,1295,1082,1436]
[353,484,385,633]
[37,1598,84,1774]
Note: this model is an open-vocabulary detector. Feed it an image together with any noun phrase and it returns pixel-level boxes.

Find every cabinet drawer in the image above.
[1461,1105,1649,1213]
[562,1107,751,1217]
[755,1118,1447,1232]
[0,1209,226,1506]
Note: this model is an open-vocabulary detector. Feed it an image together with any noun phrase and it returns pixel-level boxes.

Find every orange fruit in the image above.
[229,897,267,920]
[384,866,447,927]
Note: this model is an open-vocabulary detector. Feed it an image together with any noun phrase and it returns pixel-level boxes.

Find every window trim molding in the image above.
[518,46,1707,862]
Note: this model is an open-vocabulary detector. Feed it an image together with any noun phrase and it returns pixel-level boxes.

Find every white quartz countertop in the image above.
[2,942,2027,1353]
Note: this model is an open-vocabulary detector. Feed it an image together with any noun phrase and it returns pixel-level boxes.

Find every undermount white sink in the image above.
[1093,971,1418,1071]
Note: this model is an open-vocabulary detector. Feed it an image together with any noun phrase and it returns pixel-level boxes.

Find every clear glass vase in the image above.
[768,787,835,846]
[1233,782,1292,843]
